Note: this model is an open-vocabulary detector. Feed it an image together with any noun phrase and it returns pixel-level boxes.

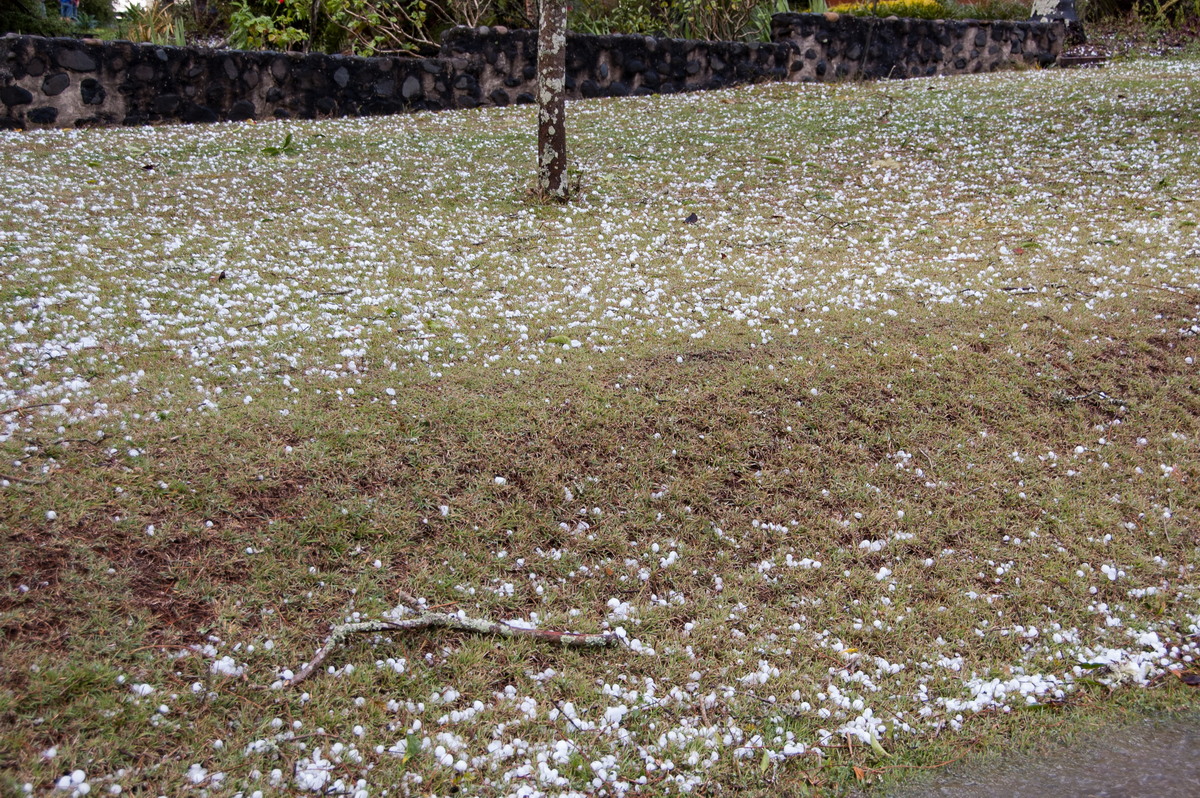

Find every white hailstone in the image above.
[294,749,334,792]
[210,656,244,677]
[46,511,58,521]
[494,476,506,485]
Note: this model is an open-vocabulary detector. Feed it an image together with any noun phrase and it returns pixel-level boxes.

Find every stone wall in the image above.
[438,27,792,105]
[0,14,1065,130]
[772,13,1063,80]
[0,35,462,129]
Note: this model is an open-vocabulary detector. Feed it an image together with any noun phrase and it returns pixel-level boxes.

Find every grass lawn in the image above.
[1,51,1199,796]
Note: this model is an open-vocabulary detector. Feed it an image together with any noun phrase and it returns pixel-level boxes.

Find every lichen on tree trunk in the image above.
[536,0,568,202]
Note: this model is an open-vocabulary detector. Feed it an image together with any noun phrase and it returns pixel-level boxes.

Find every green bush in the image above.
[2,0,79,36]
[947,0,1034,19]
[1080,0,1200,24]
[1135,0,1200,24]
[80,0,116,24]
[113,1,194,46]
[220,0,493,54]
[838,0,1033,19]
[569,0,796,40]
[1,0,115,35]
[838,0,947,17]
[570,0,666,36]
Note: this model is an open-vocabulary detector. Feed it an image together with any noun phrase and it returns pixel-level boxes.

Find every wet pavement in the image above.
[887,712,1200,798]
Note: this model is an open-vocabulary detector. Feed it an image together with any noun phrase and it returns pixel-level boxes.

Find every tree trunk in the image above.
[536,0,568,202]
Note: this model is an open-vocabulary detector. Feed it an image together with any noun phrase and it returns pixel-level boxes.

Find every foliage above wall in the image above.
[1,0,115,37]
[835,0,1035,20]
[220,0,532,54]
[11,0,1194,56]
[568,0,793,41]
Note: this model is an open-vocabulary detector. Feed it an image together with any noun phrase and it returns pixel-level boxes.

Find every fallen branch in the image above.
[1055,389,1128,407]
[1,471,51,486]
[282,591,616,687]
[862,751,968,776]
[0,402,57,417]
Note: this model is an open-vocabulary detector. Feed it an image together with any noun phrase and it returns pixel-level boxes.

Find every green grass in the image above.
[1,53,1199,796]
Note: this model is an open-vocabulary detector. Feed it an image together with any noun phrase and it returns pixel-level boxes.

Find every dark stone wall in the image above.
[772,13,1064,80]
[0,35,458,129]
[0,15,1064,129]
[438,27,793,105]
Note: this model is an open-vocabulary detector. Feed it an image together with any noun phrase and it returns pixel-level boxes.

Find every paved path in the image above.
[887,712,1200,798]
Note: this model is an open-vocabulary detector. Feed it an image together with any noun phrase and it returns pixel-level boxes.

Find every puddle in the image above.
[887,713,1200,798]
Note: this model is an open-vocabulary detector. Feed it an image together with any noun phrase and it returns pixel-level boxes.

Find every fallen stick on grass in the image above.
[1,471,51,486]
[282,591,616,687]
[1055,389,1128,406]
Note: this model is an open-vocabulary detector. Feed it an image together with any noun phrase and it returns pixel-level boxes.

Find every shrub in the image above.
[115,0,192,46]
[2,0,113,36]
[569,0,794,40]
[837,0,1033,19]
[1,4,71,37]
[221,0,506,54]
[947,0,1034,19]
[837,0,949,18]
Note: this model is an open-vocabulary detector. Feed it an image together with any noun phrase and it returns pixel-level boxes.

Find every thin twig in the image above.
[51,436,105,446]
[553,700,590,734]
[0,402,57,417]
[128,644,201,655]
[1,472,50,485]
[281,594,616,687]
[863,751,968,775]
[1056,389,1128,406]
